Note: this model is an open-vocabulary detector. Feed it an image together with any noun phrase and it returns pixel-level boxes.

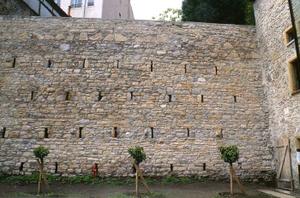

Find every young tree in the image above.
[153,8,182,22]
[182,0,255,25]
[219,145,245,195]
[33,146,50,194]
[128,146,149,198]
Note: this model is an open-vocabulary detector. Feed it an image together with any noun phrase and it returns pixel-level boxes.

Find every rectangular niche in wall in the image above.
[47,60,53,68]
[65,91,71,101]
[1,127,6,138]
[150,127,154,138]
[12,57,16,68]
[288,56,300,94]
[44,128,49,138]
[233,96,237,103]
[150,61,153,72]
[168,95,173,102]
[116,60,120,68]
[130,91,134,100]
[79,127,83,138]
[30,91,36,101]
[113,127,118,138]
[55,162,58,174]
[82,58,86,68]
[203,163,206,171]
[187,128,190,137]
[98,91,103,101]
[19,162,25,172]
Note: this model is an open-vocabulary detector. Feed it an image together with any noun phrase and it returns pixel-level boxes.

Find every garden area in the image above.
[0,145,277,198]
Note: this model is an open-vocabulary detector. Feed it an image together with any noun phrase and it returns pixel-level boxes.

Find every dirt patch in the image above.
[217,192,276,198]
[0,182,274,198]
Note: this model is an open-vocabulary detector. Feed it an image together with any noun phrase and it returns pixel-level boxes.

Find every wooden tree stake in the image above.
[132,159,151,196]
[37,159,49,194]
[136,168,139,198]
[230,165,246,195]
[229,166,233,195]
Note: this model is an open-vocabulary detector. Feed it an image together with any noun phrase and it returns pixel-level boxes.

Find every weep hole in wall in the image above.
[150,127,154,138]
[79,127,83,138]
[12,57,16,68]
[1,127,6,138]
[65,91,71,101]
[47,60,53,68]
[112,127,118,138]
[19,162,25,172]
[98,91,103,101]
[44,128,49,138]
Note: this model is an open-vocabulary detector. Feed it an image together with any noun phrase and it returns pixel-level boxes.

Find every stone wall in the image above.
[0,16,273,181]
[254,0,300,188]
[0,0,35,16]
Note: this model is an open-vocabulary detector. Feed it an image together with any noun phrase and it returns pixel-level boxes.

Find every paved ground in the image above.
[0,182,275,198]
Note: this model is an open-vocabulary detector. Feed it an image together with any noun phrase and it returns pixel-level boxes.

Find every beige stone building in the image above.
[55,0,134,19]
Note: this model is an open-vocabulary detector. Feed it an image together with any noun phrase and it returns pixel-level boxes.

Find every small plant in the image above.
[219,145,239,166]
[219,145,245,195]
[33,146,50,194]
[34,146,49,163]
[128,146,149,198]
[128,146,146,165]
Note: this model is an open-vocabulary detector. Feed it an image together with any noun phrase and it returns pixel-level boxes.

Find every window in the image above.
[288,56,300,94]
[87,0,94,6]
[71,0,82,8]
[283,26,295,45]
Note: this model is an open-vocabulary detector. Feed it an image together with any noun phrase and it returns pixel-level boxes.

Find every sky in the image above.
[131,0,183,20]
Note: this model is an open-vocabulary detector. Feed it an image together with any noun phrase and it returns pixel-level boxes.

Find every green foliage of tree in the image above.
[128,146,146,165]
[153,8,182,22]
[33,146,49,162]
[219,145,239,165]
[182,0,255,25]
[245,2,255,25]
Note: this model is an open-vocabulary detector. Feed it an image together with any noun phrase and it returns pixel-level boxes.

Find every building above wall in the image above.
[0,0,68,17]
[57,0,134,19]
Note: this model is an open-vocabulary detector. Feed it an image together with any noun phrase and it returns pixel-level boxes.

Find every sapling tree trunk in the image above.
[229,163,233,195]
[219,145,245,196]
[37,159,42,194]
[128,146,148,198]
[34,146,49,195]
[136,164,139,198]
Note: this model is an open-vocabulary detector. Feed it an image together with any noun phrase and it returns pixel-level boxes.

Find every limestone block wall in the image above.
[254,0,300,188]
[0,16,273,181]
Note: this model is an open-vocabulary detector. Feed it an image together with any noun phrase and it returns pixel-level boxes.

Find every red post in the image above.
[92,163,98,177]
